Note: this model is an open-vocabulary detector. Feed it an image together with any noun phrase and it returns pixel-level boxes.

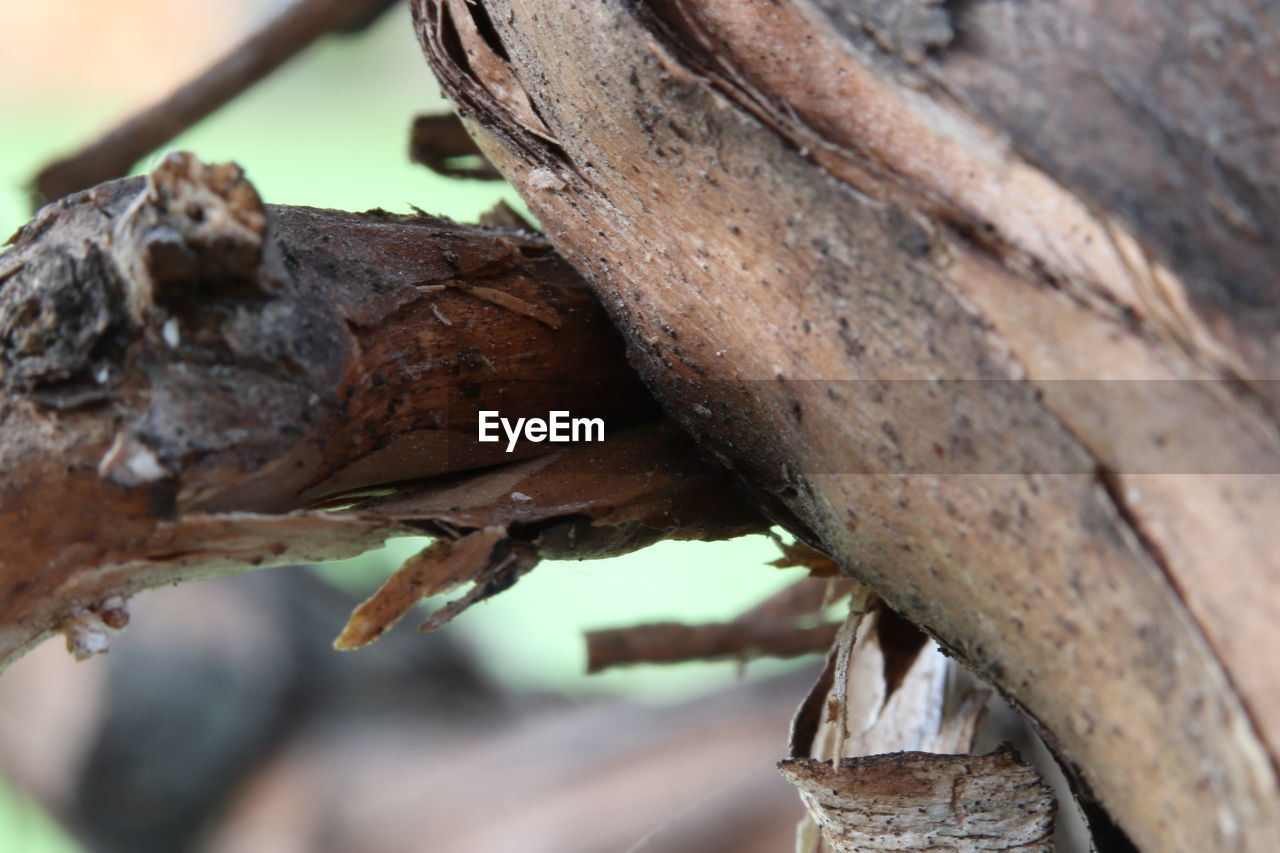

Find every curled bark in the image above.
[783,595,1046,852]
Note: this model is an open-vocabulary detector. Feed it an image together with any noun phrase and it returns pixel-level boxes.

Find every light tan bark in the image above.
[415,0,1280,849]
[780,748,1055,853]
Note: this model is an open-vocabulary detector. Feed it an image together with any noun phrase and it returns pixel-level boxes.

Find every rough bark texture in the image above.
[0,154,765,668]
[416,1,1280,850]
[779,748,1056,853]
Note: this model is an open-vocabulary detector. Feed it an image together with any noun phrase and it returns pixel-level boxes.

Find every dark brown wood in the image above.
[585,621,838,672]
[0,153,660,667]
[410,112,503,180]
[586,577,850,672]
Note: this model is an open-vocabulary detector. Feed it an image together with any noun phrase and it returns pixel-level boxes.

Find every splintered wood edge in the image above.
[778,747,1056,852]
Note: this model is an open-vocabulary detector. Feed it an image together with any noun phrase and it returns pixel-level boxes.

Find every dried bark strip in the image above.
[416,1,1280,849]
[779,747,1056,853]
[335,527,511,649]
[336,419,767,647]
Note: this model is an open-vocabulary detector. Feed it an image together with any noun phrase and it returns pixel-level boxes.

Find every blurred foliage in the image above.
[318,534,806,702]
[0,4,521,237]
[0,779,77,853]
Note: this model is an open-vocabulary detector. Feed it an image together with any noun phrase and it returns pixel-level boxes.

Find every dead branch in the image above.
[410,113,503,180]
[0,154,769,667]
[586,620,837,672]
[32,0,400,204]
[585,576,851,672]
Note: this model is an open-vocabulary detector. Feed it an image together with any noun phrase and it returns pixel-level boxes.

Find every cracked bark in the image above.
[779,747,1056,853]
[0,154,769,666]
[416,0,1280,850]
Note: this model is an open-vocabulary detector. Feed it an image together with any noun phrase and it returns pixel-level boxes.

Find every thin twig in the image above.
[410,113,503,180]
[585,620,840,673]
[32,0,399,205]
[585,578,854,673]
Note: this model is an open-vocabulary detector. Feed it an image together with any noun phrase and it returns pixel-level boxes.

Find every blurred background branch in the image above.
[31,0,401,205]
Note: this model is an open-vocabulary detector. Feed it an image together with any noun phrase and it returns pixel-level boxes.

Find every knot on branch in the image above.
[114,152,278,327]
[0,245,126,407]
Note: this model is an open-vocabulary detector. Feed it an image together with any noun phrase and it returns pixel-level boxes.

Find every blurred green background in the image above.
[0,3,806,849]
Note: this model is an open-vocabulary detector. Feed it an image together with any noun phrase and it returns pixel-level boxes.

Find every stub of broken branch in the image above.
[410,113,504,180]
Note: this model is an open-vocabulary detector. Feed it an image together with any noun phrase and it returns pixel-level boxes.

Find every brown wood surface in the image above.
[780,748,1056,853]
[415,1,1280,849]
[0,153,657,668]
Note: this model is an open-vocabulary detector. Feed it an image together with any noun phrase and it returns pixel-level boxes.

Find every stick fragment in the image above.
[33,0,399,204]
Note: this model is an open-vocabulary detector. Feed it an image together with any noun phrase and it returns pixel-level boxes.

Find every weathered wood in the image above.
[416,1,1280,849]
[784,598,1041,852]
[332,421,768,649]
[780,748,1056,853]
[0,153,665,668]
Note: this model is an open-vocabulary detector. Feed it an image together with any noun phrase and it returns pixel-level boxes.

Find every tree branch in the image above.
[31,0,400,204]
[585,577,850,672]
[1,154,768,668]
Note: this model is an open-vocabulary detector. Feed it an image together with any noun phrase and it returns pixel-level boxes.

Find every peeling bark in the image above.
[0,154,763,668]
[783,595,1040,852]
[416,0,1280,849]
[779,747,1056,853]
[333,421,767,649]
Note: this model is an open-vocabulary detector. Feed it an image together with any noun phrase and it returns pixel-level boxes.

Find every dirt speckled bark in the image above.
[416,1,1280,849]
